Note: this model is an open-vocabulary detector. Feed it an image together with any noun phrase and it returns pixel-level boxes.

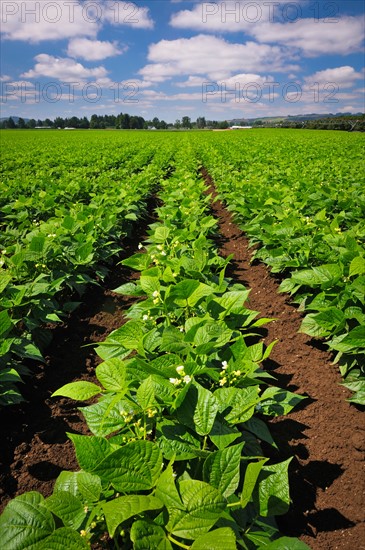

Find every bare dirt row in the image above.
[0,202,157,512]
[203,169,365,550]
[1,179,364,550]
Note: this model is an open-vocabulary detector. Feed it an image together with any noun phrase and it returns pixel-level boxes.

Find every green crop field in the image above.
[0,128,364,549]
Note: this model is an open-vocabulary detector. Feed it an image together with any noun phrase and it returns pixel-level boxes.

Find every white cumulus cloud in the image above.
[1,0,99,42]
[304,66,364,89]
[103,0,154,29]
[139,35,297,82]
[252,17,364,56]
[170,3,364,56]
[67,38,126,61]
[21,54,108,81]
[1,0,154,42]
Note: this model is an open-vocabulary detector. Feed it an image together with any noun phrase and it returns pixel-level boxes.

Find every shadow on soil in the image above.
[0,195,159,508]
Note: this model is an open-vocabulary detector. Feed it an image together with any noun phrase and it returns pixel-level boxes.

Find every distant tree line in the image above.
[2,113,363,131]
[279,114,365,132]
[0,113,231,130]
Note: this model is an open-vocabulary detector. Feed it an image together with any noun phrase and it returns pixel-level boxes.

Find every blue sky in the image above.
[1,0,364,122]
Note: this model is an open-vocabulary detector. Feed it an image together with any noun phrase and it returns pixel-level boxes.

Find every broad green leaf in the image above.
[122,253,151,271]
[74,242,93,264]
[37,528,89,550]
[244,529,277,547]
[160,326,190,354]
[155,463,184,510]
[0,310,13,338]
[0,492,55,549]
[167,480,226,540]
[170,279,200,302]
[108,321,144,350]
[9,251,25,267]
[244,342,264,362]
[149,353,182,372]
[80,394,139,436]
[257,458,292,516]
[300,308,345,338]
[193,383,219,436]
[331,325,365,353]
[170,280,213,307]
[96,358,127,392]
[153,226,170,242]
[140,272,161,295]
[344,306,365,325]
[259,387,306,416]
[156,419,203,460]
[0,272,12,293]
[52,381,101,401]
[191,527,237,549]
[12,338,44,361]
[94,440,163,492]
[29,235,46,256]
[137,376,156,409]
[113,282,144,296]
[244,417,277,448]
[211,290,250,317]
[259,536,311,549]
[209,415,241,450]
[194,323,233,348]
[131,520,173,550]
[44,491,86,529]
[126,356,166,381]
[214,387,259,424]
[53,471,102,504]
[175,384,199,431]
[291,264,342,288]
[347,390,365,405]
[150,374,176,405]
[143,327,163,354]
[187,282,214,307]
[0,386,24,407]
[62,215,76,230]
[0,367,21,383]
[67,433,112,471]
[103,495,163,537]
[349,256,365,277]
[0,336,14,356]
[241,459,267,508]
[203,443,244,498]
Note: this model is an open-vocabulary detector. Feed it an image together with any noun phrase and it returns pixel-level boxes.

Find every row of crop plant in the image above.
[0,141,309,549]
[195,130,365,405]
[0,134,176,406]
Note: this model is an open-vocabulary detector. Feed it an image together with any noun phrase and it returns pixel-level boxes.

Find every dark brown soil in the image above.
[0,202,156,512]
[1,180,364,550]
[204,169,365,550]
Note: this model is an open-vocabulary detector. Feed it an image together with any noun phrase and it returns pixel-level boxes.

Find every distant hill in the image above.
[228,112,364,125]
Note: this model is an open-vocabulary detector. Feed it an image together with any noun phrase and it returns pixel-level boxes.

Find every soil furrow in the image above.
[0,198,159,512]
[202,168,365,550]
